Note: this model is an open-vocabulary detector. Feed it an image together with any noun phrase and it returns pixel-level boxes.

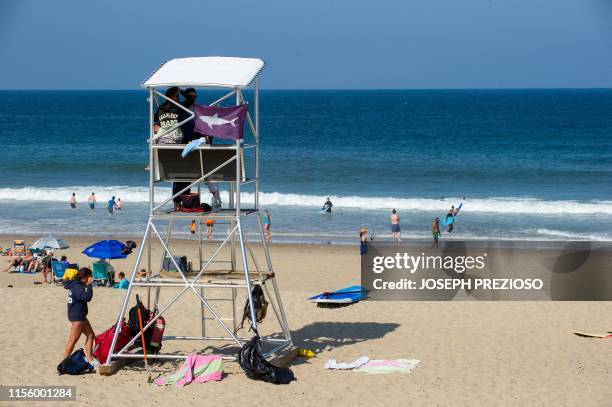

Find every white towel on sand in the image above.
[324,356,370,370]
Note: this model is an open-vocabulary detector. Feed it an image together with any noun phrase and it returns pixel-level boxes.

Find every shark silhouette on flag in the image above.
[194,104,248,140]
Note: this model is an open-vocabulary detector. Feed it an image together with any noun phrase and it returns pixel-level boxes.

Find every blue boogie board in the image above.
[308,285,368,304]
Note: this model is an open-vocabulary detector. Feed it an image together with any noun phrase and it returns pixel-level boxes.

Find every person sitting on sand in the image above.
[432,217,441,248]
[4,255,23,272]
[88,192,96,209]
[63,267,97,369]
[60,255,70,268]
[112,272,129,289]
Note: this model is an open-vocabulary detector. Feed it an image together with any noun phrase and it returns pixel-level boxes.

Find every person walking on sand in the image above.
[262,210,272,242]
[206,219,215,240]
[359,226,368,256]
[88,192,96,210]
[70,193,77,208]
[390,209,401,242]
[432,217,441,248]
[63,267,97,368]
[190,220,197,239]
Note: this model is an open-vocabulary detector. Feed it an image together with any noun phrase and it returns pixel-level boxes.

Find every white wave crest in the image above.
[0,186,611,215]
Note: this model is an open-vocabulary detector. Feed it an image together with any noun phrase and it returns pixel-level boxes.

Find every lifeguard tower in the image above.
[104,57,292,368]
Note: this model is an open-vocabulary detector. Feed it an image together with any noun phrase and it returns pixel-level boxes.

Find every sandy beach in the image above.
[0,234,610,406]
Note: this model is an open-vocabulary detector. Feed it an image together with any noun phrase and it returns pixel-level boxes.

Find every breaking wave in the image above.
[0,186,611,215]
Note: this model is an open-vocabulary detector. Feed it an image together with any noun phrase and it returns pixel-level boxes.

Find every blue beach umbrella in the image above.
[82,240,128,260]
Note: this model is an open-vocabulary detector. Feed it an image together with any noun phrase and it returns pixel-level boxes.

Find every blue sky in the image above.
[0,0,611,89]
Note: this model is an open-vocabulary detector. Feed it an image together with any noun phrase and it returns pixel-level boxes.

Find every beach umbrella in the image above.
[82,240,128,260]
[31,235,70,250]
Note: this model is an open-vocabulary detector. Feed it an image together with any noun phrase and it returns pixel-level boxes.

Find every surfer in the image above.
[322,197,333,213]
[390,209,401,242]
[432,217,441,248]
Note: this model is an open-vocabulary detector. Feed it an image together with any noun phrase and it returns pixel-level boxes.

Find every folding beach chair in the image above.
[92,261,110,286]
[51,261,66,283]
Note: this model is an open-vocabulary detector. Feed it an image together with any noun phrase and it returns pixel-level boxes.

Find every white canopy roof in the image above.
[143,56,265,88]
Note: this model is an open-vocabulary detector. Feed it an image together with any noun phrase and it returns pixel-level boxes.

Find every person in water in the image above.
[322,197,333,213]
[263,210,272,242]
[63,267,96,367]
[390,209,401,242]
[107,196,116,214]
[70,193,77,208]
[88,192,96,210]
[115,198,122,210]
[432,217,441,248]
[446,205,457,232]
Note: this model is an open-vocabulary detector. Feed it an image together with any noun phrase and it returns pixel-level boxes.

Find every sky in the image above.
[0,0,611,89]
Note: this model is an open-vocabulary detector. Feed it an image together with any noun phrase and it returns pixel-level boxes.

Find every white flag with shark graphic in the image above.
[194,104,248,140]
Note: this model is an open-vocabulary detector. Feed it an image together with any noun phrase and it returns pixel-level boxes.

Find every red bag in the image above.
[148,313,166,354]
[93,321,132,364]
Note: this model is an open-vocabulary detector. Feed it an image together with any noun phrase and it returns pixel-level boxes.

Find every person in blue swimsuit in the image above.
[262,210,272,242]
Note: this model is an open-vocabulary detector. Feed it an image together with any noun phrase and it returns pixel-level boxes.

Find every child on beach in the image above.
[263,210,272,242]
[432,217,441,248]
[63,267,97,368]
[190,220,197,239]
[112,272,129,289]
[206,219,214,240]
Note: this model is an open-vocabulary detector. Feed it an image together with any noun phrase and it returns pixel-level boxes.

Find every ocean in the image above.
[0,89,611,243]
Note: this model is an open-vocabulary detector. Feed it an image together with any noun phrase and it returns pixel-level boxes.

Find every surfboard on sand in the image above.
[573,331,612,338]
[308,285,368,304]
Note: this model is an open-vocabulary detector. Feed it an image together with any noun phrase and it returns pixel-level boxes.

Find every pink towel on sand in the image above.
[155,354,223,387]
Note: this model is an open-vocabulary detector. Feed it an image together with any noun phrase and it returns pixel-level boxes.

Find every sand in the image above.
[0,234,611,406]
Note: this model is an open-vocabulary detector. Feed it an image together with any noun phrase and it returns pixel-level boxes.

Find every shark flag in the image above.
[194,103,248,140]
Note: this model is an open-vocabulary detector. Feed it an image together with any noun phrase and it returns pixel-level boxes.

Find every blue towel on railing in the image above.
[182,137,207,158]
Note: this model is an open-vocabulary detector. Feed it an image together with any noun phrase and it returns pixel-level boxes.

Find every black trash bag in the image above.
[237,335,295,384]
[238,284,269,331]
[121,241,137,255]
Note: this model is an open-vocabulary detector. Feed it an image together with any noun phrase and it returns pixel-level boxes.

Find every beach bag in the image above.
[148,313,165,354]
[181,193,200,209]
[237,335,295,384]
[239,284,268,331]
[93,320,132,364]
[128,295,153,345]
[57,349,94,375]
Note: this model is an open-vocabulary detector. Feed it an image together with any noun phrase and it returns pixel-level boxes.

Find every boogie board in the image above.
[308,285,368,304]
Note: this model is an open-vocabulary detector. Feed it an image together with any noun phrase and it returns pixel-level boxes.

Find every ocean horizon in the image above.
[1,89,610,243]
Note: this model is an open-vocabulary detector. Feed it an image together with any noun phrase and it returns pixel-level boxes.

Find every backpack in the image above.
[237,335,295,385]
[148,312,165,354]
[57,349,94,375]
[93,320,132,364]
[239,284,268,331]
[128,295,153,344]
